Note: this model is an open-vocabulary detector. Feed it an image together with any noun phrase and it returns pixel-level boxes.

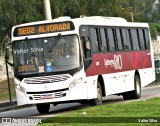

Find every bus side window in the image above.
[122,29,131,51]
[107,28,116,52]
[130,29,140,50]
[81,37,91,59]
[90,28,100,53]
[138,29,145,50]
[100,28,108,52]
[116,29,123,51]
[144,29,150,49]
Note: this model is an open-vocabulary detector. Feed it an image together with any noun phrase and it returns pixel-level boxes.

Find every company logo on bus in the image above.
[104,55,122,70]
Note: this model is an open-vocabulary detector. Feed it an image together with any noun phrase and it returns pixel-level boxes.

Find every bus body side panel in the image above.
[86,50,152,77]
[85,50,154,95]
[138,68,155,88]
[16,88,28,105]
[86,75,98,99]
[102,70,135,95]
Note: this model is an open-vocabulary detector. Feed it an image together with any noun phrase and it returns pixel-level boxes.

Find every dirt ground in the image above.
[0,77,16,101]
[0,77,14,85]
[146,81,160,87]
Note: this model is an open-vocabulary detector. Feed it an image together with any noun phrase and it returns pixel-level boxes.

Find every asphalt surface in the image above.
[0,84,160,125]
[0,81,159,112]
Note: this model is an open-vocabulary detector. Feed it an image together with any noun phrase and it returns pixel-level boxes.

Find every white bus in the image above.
[7,16,155,114]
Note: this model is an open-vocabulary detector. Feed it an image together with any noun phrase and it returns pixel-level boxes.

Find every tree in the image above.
[149,23,158,39]
[0,0,159,54]
[152,0,160,23]
[0,16,7,55]
[0,0,44,54]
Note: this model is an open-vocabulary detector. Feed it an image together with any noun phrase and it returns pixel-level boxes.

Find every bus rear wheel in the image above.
[123,92,130,100]
[130,75,141,99]
[123,75,141,100]
[36,104,50,114]
[90,81,102,106]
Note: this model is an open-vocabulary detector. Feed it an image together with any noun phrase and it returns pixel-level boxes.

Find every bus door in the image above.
[79,26,92,71]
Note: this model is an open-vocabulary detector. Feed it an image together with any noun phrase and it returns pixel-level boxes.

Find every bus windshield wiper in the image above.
[25,37,37,65]
[49,33,61,53]
[25,37,36,57]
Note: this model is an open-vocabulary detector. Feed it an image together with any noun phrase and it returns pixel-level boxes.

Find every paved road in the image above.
[0,85,160,118]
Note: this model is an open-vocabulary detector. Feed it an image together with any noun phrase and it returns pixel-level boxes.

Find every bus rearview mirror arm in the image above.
[5,42,14,67]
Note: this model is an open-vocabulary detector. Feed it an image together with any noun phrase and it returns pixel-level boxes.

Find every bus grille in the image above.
[29,92,66,100]
[28,88,68,100]
[33,92,63,100]
[23,74,71,84]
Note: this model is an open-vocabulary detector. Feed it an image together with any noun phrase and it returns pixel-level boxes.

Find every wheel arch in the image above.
[98,75,106,97]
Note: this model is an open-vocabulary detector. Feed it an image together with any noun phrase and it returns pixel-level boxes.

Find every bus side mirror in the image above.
[5,42,14,67]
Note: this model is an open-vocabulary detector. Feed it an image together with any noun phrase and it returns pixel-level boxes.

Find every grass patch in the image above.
[0,78,16,101]
[38,98,160,126]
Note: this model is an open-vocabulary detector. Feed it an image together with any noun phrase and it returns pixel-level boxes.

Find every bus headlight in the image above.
[16,85,26,94]
[20,86,26,94]
[69,80,76,90]
[16,85,20,90]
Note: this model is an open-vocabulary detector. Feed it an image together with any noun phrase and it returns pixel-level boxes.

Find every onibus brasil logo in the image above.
[104,55,122,70]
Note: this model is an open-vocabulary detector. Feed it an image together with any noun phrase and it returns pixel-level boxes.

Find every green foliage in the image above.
[153,23,160,32]
[38,98,160,125]
[0,0,160,53]
[149,23,160,39]
[149,23,159,39]
[0,0,44,53]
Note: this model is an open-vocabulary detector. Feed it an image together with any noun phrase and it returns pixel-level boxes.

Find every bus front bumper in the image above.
[15,80,96,106]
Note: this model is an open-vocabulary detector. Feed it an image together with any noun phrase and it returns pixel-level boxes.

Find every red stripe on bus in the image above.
[86,50,152,77]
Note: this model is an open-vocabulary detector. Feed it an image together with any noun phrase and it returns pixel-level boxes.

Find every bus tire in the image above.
[130,75,141,99]
[90,81,102,106]
[36,104,50,114]
[123,92,130,100]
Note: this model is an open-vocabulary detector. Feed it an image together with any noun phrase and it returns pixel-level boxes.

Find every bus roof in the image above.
[13,16,149,28]
[72,16,149,28]
[78,16,127,22]
[12,16,149,39]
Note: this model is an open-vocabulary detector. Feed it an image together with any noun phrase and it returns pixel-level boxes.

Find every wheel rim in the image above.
[136,78,140,95]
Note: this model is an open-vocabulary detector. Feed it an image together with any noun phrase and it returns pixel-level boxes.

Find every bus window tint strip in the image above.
[88,27,150,53]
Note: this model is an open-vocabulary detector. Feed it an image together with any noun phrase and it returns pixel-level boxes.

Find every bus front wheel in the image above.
[90,81,102,106]
[36,104,50,114]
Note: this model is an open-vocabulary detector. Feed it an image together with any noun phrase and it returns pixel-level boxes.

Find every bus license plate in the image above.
[42,94,53,99]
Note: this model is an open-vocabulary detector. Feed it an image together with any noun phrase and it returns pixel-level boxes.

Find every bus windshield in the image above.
[13,35,80,74]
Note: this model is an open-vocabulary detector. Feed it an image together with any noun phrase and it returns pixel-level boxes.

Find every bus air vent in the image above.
[23,74,71,84]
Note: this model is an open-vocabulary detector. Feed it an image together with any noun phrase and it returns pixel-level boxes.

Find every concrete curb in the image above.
[0,101,17,107]
[0,101,18,112]
[0,101,34,113]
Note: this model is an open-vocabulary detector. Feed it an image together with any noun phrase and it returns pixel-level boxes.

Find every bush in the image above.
[149,23,158,39]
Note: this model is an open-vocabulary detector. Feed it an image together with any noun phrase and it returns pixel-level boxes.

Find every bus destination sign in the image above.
[13,21,75,37]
